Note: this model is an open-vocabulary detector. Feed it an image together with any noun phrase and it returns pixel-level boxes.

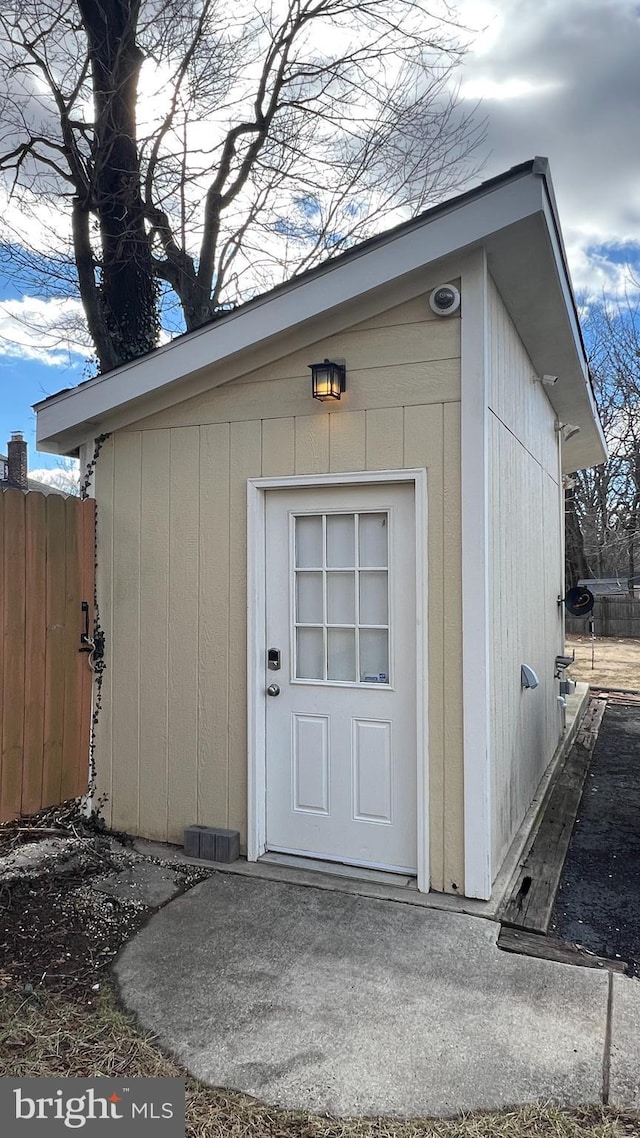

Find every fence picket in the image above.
[1,490,26,821]
[22,492,47,814]
[42,494,68,809]
[60,497,82,801]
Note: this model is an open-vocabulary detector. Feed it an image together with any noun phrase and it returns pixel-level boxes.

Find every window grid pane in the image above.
[327,628,356,681]
[294,512,390,683]
[359,513,388,567]
[296,572,323,624]
[327,571,356,625]
[326,514,355,567]
[297,627,324,679]
[295,515,323,567]
[359,571,388,626]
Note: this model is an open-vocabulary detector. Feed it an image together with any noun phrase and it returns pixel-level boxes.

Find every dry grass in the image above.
[567,635,640,690]
[0,986,638,1138]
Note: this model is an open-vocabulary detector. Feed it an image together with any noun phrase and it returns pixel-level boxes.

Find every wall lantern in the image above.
[309,358,346,402]
[554,420,581,442]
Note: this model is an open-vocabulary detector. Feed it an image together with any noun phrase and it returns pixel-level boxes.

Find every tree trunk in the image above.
[78,0,158,369]
[564,485,589,590]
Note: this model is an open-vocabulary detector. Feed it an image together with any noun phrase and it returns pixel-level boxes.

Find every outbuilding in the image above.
[36,157,606,900]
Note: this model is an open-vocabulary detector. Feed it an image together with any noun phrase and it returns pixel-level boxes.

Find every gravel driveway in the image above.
[551,702,640,975]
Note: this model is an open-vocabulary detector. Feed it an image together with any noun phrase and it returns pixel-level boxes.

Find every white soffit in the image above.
[484,205,606,474]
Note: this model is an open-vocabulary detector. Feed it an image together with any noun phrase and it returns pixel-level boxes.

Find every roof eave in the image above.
[36,165,547,452]
[35,160,605,474]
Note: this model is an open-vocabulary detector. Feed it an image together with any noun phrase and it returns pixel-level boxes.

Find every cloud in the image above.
[0,296,91,366]
[569,240,640,302]
[0,0,636,324]
[460,77,563,100]
[0,188,74,257]
[458,0,640,298]
[29,463,80,495]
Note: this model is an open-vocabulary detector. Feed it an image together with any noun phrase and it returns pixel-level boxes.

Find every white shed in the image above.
[36,157,606,900]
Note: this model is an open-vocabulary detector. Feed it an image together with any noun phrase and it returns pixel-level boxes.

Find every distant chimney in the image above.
[7,431,28,490]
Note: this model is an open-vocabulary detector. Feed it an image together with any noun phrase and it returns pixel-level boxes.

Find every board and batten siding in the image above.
[487,276,564,875]
[93,294,465,893]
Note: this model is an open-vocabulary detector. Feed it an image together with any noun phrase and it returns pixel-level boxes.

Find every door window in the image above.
[293,512,390,684]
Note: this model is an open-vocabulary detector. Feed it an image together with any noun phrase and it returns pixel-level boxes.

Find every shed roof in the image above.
[35,157,606,473]
[578,578,629,596]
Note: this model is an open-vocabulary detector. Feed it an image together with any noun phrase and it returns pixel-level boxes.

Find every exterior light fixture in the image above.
[555,421,581,442]
[309,358,346,401]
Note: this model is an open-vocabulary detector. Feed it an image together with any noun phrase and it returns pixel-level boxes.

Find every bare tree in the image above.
[568,291,640,587]
[0,0,483,372]
[564,480,589,590]
[30,457,81,496]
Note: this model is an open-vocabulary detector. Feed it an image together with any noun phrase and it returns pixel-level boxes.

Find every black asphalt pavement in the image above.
[551,704,640,975]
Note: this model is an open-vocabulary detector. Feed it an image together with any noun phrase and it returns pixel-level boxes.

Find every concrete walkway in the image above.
[114,874,640,1117]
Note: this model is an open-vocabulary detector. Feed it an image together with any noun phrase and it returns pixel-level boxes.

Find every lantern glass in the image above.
[310,359,345,401]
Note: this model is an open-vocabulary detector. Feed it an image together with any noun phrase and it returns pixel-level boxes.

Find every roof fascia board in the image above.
[36,171,544,447]
[539,192,588,383]
[533,171,606,463]
[538,188,607,462]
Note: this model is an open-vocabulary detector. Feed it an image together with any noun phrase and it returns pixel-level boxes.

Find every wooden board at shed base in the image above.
[498,926,626,974]
[500,698,607,935]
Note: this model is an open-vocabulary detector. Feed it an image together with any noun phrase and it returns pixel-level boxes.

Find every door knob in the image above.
[267,683,280,697]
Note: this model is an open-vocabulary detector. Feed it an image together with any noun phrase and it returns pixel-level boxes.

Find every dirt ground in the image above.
[566,633,640,689]
[0,801,212,1000]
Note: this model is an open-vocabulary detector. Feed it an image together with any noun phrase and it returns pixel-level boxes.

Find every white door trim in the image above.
[247,468,429,892]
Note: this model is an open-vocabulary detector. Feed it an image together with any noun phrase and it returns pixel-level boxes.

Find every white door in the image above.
[264,482,417,873]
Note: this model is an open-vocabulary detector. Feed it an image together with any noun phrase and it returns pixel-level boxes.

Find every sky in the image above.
[0,0,638,475]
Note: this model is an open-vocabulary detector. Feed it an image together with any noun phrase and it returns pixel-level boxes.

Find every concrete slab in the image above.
[132,838,502,918]
[114,874,609,1117]
[609,973,640,1108]
[92,862,183,907]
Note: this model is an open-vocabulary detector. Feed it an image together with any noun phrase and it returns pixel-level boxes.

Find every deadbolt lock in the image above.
[267,647,281,670]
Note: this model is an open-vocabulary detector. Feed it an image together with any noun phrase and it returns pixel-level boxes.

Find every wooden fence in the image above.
[0,488,95,823]
[566,595,640,639]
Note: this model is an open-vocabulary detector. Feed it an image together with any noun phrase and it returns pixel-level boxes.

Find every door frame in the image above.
[247,468,429,892]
